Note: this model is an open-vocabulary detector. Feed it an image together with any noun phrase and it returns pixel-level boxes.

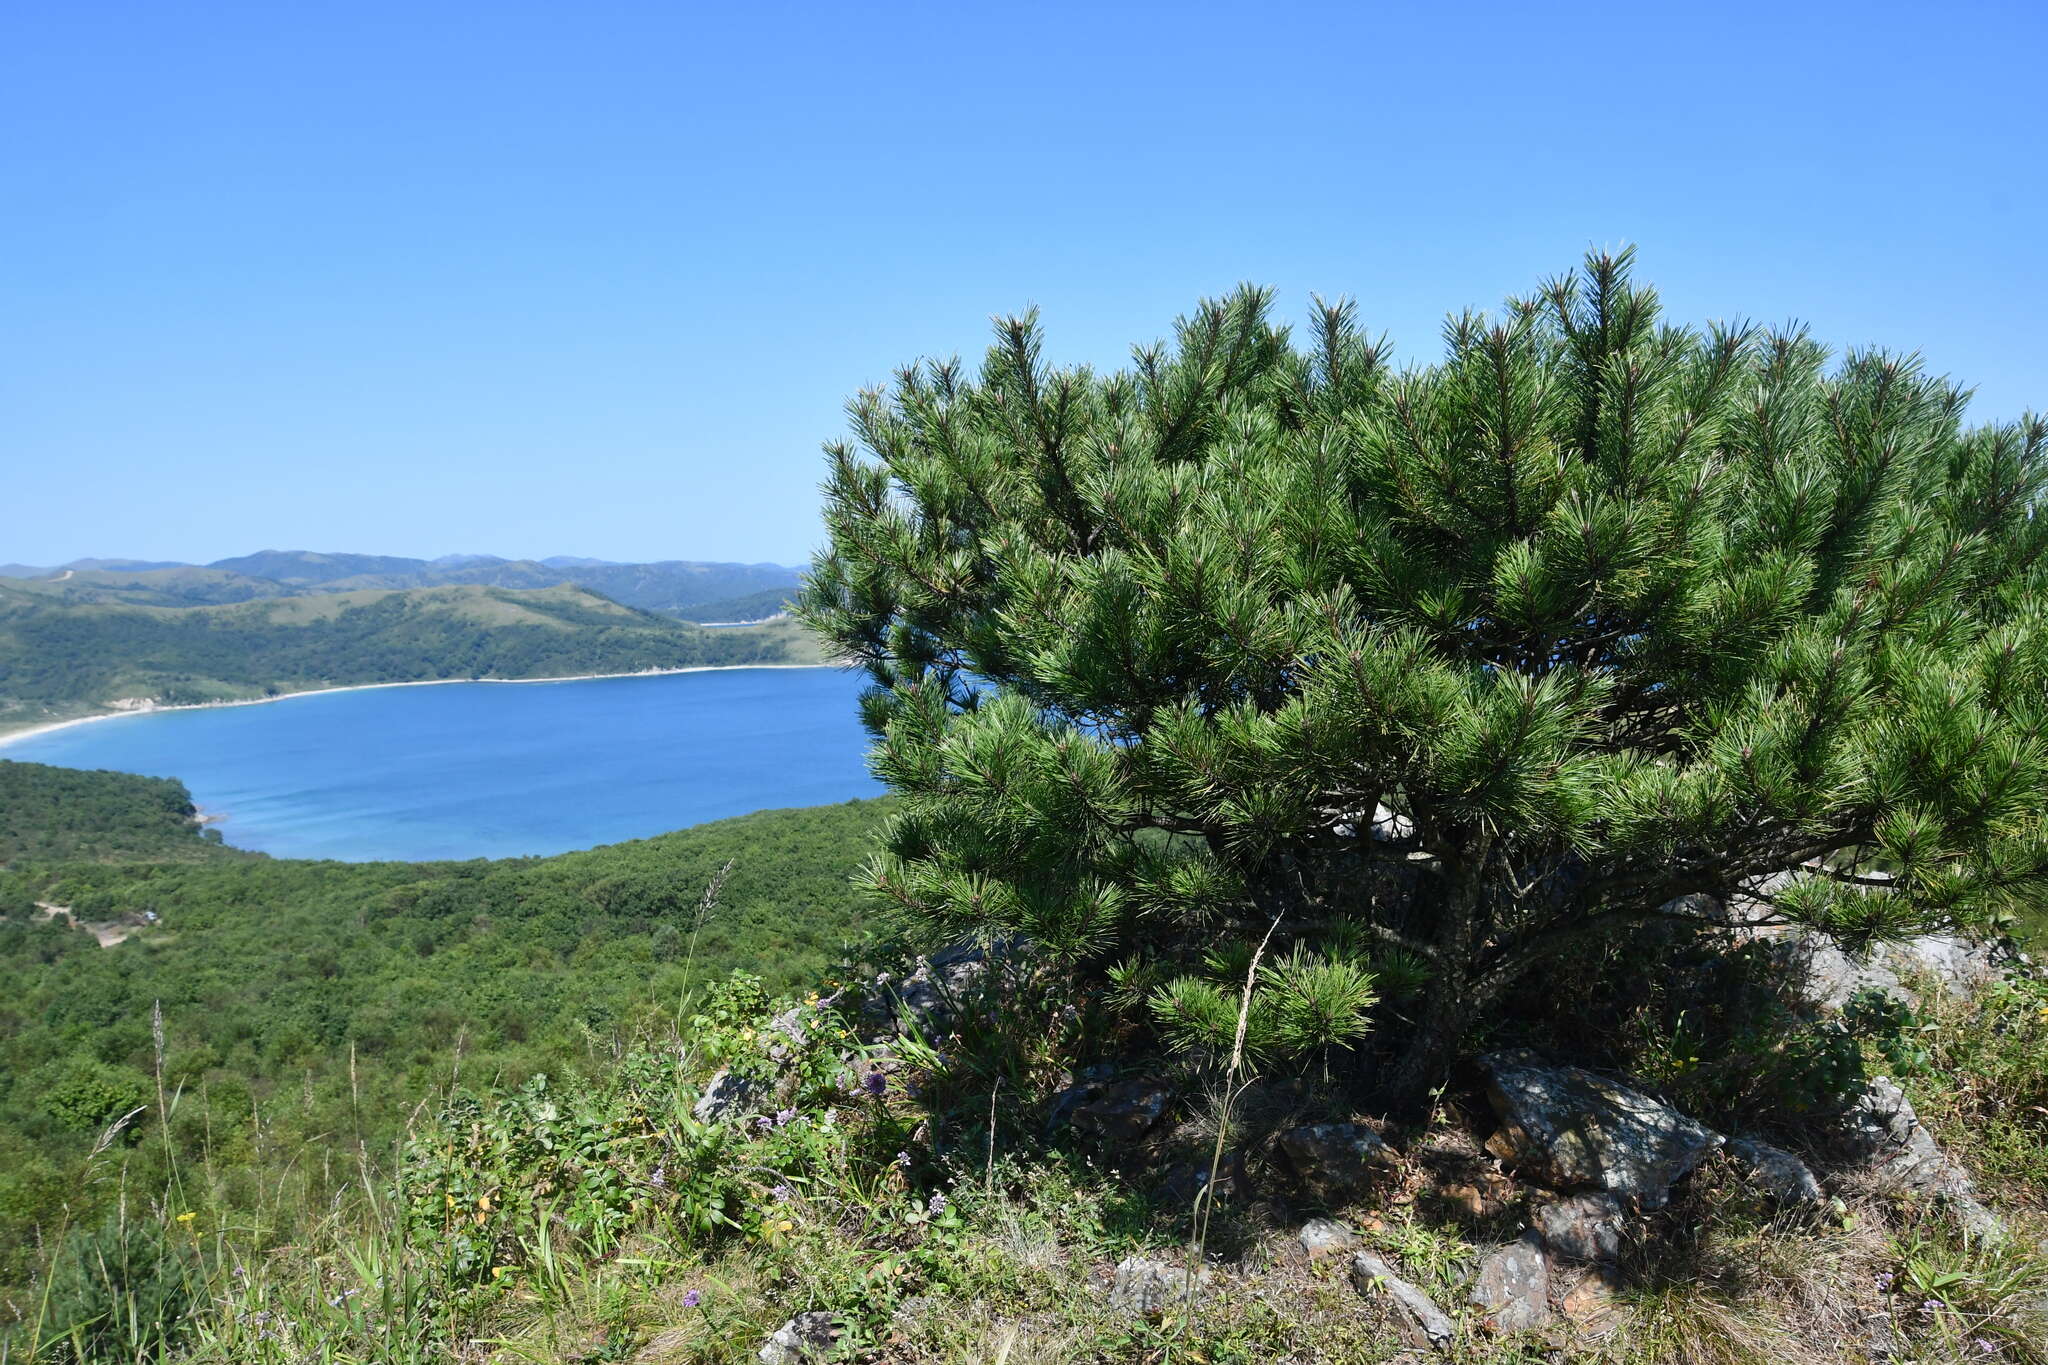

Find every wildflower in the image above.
[863,1071,888,1097]
[1976,1340,1997,1355]
[925,1192,948,1217]
[175,1211,196,1224]
[774,1107,797,1127]
[650,1165,667,1190]
[776,1218,794,1232]
[895,1150,912,1169]
[682,1289,702,1308]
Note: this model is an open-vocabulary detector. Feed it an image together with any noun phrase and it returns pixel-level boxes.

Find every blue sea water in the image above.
[2,668,883,862]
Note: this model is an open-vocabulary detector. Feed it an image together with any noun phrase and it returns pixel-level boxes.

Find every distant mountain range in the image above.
[0,550,805,622]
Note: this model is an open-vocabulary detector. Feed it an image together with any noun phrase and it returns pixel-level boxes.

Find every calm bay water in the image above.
[3,668,883,861]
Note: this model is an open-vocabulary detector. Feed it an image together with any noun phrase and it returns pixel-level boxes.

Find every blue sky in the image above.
[5,1,2043,569]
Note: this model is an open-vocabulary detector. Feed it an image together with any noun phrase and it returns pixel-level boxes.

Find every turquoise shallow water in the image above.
[2,668,883,861]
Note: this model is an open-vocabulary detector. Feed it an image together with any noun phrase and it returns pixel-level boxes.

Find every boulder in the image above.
[880,940,1016,1035]
[1065,1078,1172,1146]
[1350,1250,1455,1351]
[1468,1231,1550,1333]
[1276,1122,1393,1205]
[1108,1255,1209,1317]
[1726,1136,1826,1208]
[1532,1192,1629,1265]
[757,1312,841,1365]
[1298,1217,1361,1258]
[1478,1050,1722,1208]
[1838,1077,2004,1241]
[692,1069,757,1123]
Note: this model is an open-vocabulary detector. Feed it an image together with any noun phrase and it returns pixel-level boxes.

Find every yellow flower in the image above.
[175,1211,196,1224]
[776,1219,794,1233]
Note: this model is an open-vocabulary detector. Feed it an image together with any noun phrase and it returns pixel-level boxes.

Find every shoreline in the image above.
[0,662,837,750]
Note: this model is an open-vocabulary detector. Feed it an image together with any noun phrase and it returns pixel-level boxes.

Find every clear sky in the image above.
[5,1,2043,569]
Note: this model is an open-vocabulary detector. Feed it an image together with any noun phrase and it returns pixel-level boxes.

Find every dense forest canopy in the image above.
[0,760,887,1282]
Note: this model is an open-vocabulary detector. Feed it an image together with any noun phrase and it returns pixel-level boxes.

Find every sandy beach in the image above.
[0,662,838,750]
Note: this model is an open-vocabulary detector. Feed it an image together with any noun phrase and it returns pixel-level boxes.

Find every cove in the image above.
[1,668,882,861]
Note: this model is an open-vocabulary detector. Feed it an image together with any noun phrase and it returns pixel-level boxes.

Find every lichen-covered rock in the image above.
[1468,1231,1550,1333]
[1350,1249,1455,1350]
[757,1312,841,1365]
[1479,1050,1722,1208]
[1298,1217,1360,1258]
[692,1069,757,1123]
[1108,1256,1209,1317]
[1838,1077,2004,1241]
[1277,1122,1393,1204]
[1727,1136,1826,1207]
[1532,1192,1629,1264]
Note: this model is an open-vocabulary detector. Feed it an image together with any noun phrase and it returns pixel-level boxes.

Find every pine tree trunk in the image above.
[1378,972,1471,1116]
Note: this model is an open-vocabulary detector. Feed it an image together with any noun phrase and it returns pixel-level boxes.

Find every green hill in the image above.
[0,759,888,1286]
[0,582,822,734]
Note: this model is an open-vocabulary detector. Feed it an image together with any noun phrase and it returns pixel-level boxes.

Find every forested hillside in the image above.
[0,760,888,1284]
[0,761,235,863]
[0,583,820,731]
[0,552,801,617]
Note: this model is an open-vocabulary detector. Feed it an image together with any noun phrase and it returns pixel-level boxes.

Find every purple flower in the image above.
[771,1183,791,1202]
[863,1071,888,1097]
[683,1289,702,1309]
[1976,1340,1996,1355]
[649,1165,667,1190]
[895,1150,912,1169]
[925,1192,948,1217]
[775,1107,797,1127]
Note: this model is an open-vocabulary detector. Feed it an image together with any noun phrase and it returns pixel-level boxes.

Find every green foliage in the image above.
[1146,944,1377,1066]
[0,762,889,1284]
[800,249,2048,1102]
[0,761,232,863]
[36,1211,199,1363]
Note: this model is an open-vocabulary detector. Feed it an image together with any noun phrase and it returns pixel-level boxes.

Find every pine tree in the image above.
[799,250,2048,1109]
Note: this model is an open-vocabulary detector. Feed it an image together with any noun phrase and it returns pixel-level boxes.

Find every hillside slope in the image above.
[0,583,821,731]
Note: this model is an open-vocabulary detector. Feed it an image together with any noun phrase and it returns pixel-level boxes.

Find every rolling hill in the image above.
[0,582,823,733]
[1,551,805,618]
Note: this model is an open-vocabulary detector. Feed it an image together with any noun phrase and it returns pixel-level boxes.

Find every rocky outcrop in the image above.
[1108,1255,1209,1317]
[692,1069,757,1123]
[1299,1217,1361,1258]
[1468,1231,1550,1333]
[875,940,1017,1036]
[1062,1077,1172,1146]
[1532,1192,1629,1264]
[1276,1122,1393,1205]
[1838,1077,2004,1241]
[757,1312,841,1365]
[1478,1051,1723,1208]
[1350,1250,1455,1350]
[1726,1136,1826,1208]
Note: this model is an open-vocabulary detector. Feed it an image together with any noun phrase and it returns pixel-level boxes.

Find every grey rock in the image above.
[1108,1255,1208,1317]
[1468,1231,1550,1333]
[1532,1192,1629,1265]
[1727,1136,1826,1207]
[1787,932,1907,1012]
[692,1069,757,1123]
[1350,1250,1455,1351]
[1299,1217,1361,1258]
[1839,1078,2005,1242]
[882,939,1017,1035]
[757,1311,841,1365]
[1066,1078,1172,1145]
[1883,933,2003,998]
[1277,1122,1393,1204]
[1479,1050,1722,1208]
